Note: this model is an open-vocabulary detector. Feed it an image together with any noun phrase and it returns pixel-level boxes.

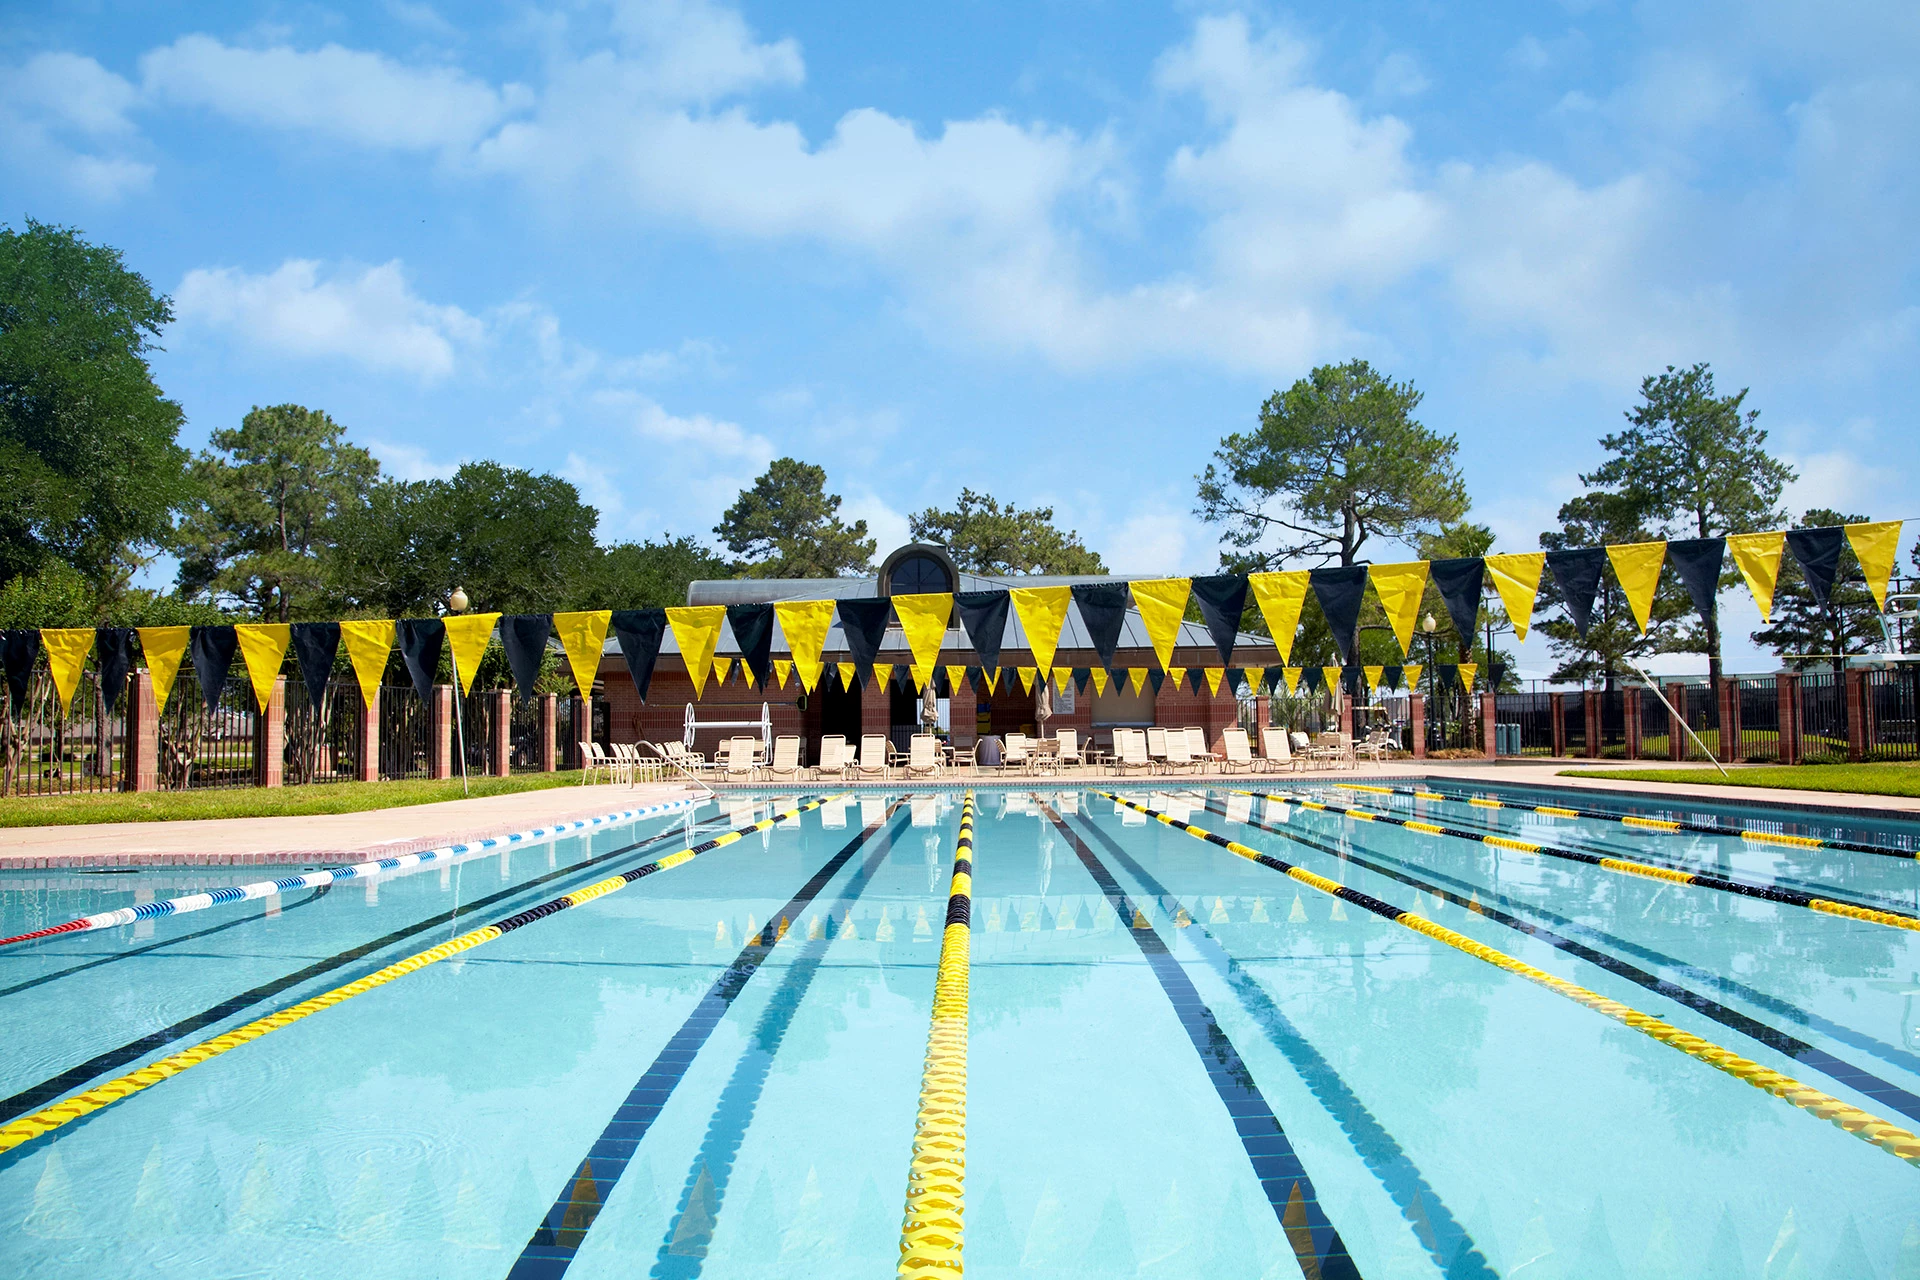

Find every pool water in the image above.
[4,782,1920,1279]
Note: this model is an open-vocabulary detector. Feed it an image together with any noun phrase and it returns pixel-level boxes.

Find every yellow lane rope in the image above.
[898,790,975,1277]
[1260,790,1920,935]
[0,795,842,1157]
[1102,792,1920,1169]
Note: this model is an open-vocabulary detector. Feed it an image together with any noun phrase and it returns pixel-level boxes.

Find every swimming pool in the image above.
[3,780,1919,1278]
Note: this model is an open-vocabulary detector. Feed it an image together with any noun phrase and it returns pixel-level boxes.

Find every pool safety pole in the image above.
[1628,661,1729,779]
[451,653,471,797]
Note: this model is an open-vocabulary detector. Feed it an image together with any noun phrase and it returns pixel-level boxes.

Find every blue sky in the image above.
[5,1,1917,675]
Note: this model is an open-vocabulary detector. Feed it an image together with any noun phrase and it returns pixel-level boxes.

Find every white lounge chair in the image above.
[1003,733,1033,774]
[1162,731,1199,774]
[1056,728,1086,771]
[906,734,942,778]
[854,734,890,780]
[814,734,848,779]
[1259,727,1296,773]
[1220,728,1255,773]
[580,740,606,784]
[767,735,805,781]
[720,737,760,781]
[1112,728,1154,776]
[1145,727,1170,774]
[1185,727,1219,773]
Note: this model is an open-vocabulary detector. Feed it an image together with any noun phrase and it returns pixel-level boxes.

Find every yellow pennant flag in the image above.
[444,613,500,696]
[1322,666,1343,697]
[136,626,191,714]
[1128,668,1148,695]
[1007,586,1071,675]
[234,623,292,712]
[1283,667,1302,695]
[872,662,894,691]
[713,656,734,688]
[1364,664,1384,692]
[983,667,1001,695]
[552,610,612,700]
[1248,571,1310,662]
[1168,667,1186,693]
[1403,663,1422,690]
[837,661,858,691]
[1017,666,1037,695]
[1051,667,1073,695]
[946,664,966,696]
[1484,553,1546,642]
[741,660,756,689]
[669,605,727,699]
[775,600,835,694]
[40,628,93,718]
[1089,668,1109,696]
[1606,542,1666,634]
[1726,531,1786,622]
[1368,562,1431,655]
[1848,521,1904,610]
[774,659,792,689]
[1130,578,1191,670]
[339,620,395,709]
[1458,662,1478,694]
[1204,667,1224,697]
[893,591,953,694]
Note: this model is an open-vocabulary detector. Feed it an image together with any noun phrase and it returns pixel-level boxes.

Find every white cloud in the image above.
[174,259,486,379]
[840,487,910,556]
[0,53,153,199]
[368,437,462,481]
[603,0,803,102]
[140,34,528,151]
[1371,52,1429,99]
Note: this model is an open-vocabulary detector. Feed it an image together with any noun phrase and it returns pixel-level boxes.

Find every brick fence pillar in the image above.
[539,693,557,771]
[253,675,286,788]
[1717,678,1741,763]
[1549,692,1566,757]
[492,689,512,777]
[1667,684,1689,761]
[125,670,159,792]
[1480,692,1497,759]
[1623,689,1641,760]
[1583,690,1601,759]
[357,686,380,782]
[1410,692,1426,759]
[1777,673,1801,766]
[1846,669,1868,762]
[432,685,454,779]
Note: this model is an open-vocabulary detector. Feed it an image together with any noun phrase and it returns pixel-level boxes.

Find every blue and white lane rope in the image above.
[0,795,705,950]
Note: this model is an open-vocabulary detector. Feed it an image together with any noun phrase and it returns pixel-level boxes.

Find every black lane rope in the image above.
[0,883,333,999]
[646,812,907,1278]
[1199,797,1920,1126]
[1068,810,1495,1280]
[1039,803,1365,1280]
[507,803,910,1280]
[0,815,724,1128]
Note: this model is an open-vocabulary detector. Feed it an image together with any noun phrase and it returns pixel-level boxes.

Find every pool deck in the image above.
[4,761,1916,869]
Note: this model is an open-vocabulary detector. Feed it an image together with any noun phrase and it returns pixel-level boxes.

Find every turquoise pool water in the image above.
[3,782,1920,1278]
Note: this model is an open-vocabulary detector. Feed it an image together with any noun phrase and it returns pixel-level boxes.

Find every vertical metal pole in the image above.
[451,658,470,798]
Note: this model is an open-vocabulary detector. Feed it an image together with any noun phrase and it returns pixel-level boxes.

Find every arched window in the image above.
[888,552,953,596]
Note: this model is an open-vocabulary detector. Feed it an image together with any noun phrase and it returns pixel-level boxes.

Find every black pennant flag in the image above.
[967,666,988,696]
[1190,574,1250,665]
[1666,537,1725,627]
[1430,558,1485,656]
[1490,662,1507,691]
[1545,548,1608,639]
[1439,663,1461,690]
[953,591,1010,672]
[500,615,551,703]
[1298,666,1324,694]
[1383,664,1403,691]
[1263,664,1286,695]
[1186,668,1205,693]
[95,627,136,713]
[836,599,891,679]
[1310,566,1369,665]
[1344,667,1366,697]
[290,622,341,706]
[609,609,666,703]
[726,603,775,687]
[189,626,238,713]
[397,619,446,702]
[1072,667,1091,694]
[1786,526,1847,607]
[1226,667,1248,694]
[1,629,41,709]
[1071,583,1129,670]
[1148,668,1165,693]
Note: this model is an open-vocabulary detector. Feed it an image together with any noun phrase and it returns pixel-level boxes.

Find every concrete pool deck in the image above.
[4,760,1916,869]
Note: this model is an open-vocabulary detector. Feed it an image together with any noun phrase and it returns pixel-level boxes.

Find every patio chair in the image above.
[1220,728,1255,773]
[661,740,708,773]
[720,737,760,782]
[1055,728,1086,771]
[854,734,891,780]
[906,734,942,778]
[1185,727,1221,773]
[950,739,978,774]
[767,735,805,781]
[580,740,605,784]
[814,734,849,779]
[1162,730,1199,774]
[1003,732,1033,774]
[1259,726,1296,773]
[1145,727,1170,774]
[608,742,640,784]
[1112,728,1154,776]
[1355,728,1392,765]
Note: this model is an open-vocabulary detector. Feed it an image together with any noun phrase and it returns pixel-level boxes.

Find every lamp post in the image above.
[448,586,470,798]
[1421,612,1441,752]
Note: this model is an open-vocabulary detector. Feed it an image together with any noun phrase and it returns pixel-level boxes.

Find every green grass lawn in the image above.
[0,771,591,827]
[1565,762,1920,799]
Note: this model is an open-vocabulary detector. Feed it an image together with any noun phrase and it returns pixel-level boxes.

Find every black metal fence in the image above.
[283,679,362,784]
[156,670,257,790]
[1800,673,1848,763]
[457,687,496,776]
[1494,691,1556,754]
[379,673,435,780]
[557,697,580,770]
[1735,676,1780,762]
[509,695,543,772]
[1865,667,1920,761]
[0,668,132,796]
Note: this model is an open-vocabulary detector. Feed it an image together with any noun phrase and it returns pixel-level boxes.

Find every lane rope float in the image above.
[0,795,706,950]
[1241,790,1920,935]
[898,790,975,1279]
[0,795,841,1158]
[1333,782,1917,860]
[1100,792,1920,1170]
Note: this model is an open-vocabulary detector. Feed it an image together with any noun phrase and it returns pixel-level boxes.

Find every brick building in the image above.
[594,542,1270,760]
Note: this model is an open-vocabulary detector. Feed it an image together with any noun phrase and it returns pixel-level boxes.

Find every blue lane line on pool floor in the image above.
[1206,798,1920,1123]
[1071,810,1496,1280]
[1040,803,1364,1280]
[507,804,909,1280]
[647,814,906,1277]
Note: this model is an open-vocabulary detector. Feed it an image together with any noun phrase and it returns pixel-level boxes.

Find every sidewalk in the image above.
[0,781,705,869]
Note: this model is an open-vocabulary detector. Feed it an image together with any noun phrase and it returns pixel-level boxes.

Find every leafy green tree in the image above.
[328,462,599,616]
[1583,363,1794,679]
[0,220,192,590]
[1753,509,1879,679]
[1196,359,1469,569]
[579,536,737,610]
[908,488,1105,574]
[716,457,874,577]
[1537,493,1688,690]
[175,404,381,621]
